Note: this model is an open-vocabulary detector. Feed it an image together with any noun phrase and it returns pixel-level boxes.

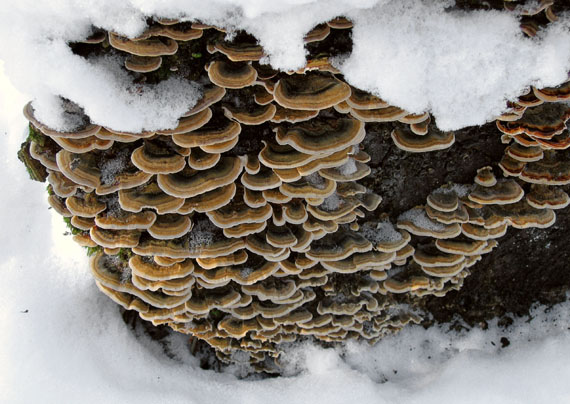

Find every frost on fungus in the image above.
[17,1,570,373]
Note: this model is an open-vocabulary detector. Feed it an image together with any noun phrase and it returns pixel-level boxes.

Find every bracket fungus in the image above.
[20,12,570,372]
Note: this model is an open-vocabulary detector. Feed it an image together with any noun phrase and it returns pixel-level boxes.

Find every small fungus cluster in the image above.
[19,3,570,371]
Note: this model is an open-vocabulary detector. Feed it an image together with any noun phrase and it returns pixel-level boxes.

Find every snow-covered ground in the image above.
[2,60,570,403]
[1,1,570,401]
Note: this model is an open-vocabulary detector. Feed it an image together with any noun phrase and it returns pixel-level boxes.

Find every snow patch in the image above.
[398,207,445,231]
[359,220,402,243]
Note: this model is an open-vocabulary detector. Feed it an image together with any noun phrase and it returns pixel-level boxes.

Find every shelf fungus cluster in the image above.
[18,10,570,371]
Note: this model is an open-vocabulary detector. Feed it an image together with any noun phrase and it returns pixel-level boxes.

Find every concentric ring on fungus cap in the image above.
[157,157,243,198]
[206,60,258,89]
[274,118,364,155]
[273,73,351,111]
[109,32,178,57]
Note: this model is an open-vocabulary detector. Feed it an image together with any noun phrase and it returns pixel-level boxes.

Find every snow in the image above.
[338,158,358,176]
[2,2,570,400]
[320,193,343,211]
[1,0,569,132]
[359,220,402,243]
[398,207,446,231]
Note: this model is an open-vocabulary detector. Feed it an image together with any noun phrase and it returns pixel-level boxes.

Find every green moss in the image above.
[63,216,83,236]
[85,245,102,257]
[27,124,46,147]
[118,248,133,263]
[191,52,202,59]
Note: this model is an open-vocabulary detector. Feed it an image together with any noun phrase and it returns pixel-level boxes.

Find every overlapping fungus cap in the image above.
[303,23,330,43]
[29,140,59,172]
[427,184,469,212]
[391,127,455,152]
[499,154,526,177]
[526,184,570,209]
[306,231,372,261]
[413,244,464,267]
[420,261,466,278]
[135,220,245,259]
[254,86,274,106]
[280,172,336,199]
[516,87,544,107]
[222,103,276,126]
[505,143,544,163]
[321,251,395,273]
[66,192,106,217]
[519,152,570,185]
[184,85,226,117]
[319,158,371,182]
[178,184,236,214]
[124,55,162,73]
[474,166,497,187]
[306,193,358,221]
[262,188,292,204]
[172,113,241,148]
[487,200,556,229]
[211,36,265,62]
[133,23,203,41]
[71,215,95,231]
[188,148,220,170]
[131,272,195,294]
[50,135,113,154]
[425,203,469,224]
[185,286,241,314]
[397,207,461,239]
[468,179,524,205]
[129,255,194,282]
[410,115,431,136]
[346,87,388,110]
[350,106,407,123]
[358,219,411,253]
[147,214,193,240]
[157,157,243,198]
[327,16,353,29]
[206,60,258,89]
[274,118,364,155]
[156,110,213,138]
[207,195,272,228]
[273,73,351,110]
[461,222,508,240]
[196,249,248,270]
[56,150,101,188]
[109,32,178,56]
[131,139,186,174]
[496,103,570,139]
[435,239,488,256]
[243,188,266,208]
[95,209,157,230]
[241,166,282,191]
[90,225,141,249]
[23,102,101,139]
[258,141,325,169]
[119,181,185,214]
[295,148,350,177]
[96,158,153,196]
[47,171,78,197]
[533,80,570,102]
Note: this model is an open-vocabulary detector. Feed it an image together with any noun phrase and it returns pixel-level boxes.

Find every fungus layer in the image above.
[19,10,570,372]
